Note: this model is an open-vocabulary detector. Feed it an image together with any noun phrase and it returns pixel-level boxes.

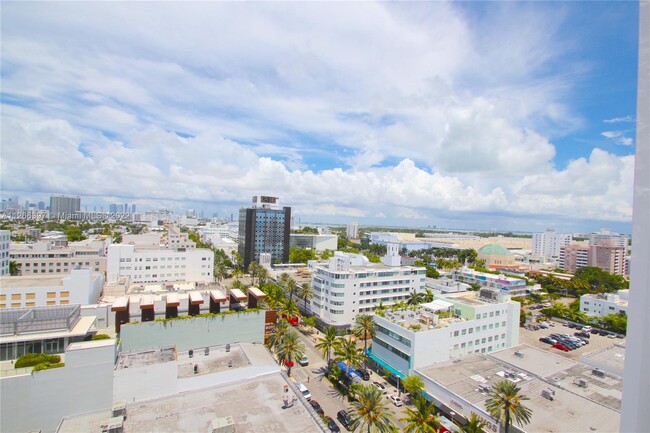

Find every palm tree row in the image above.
[267,318,305,377]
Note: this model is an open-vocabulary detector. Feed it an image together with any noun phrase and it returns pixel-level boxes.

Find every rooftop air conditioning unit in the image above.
[541,388,555,401]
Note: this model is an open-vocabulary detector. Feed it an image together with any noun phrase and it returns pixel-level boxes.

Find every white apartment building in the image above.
[308,246,426,327]
[0,230,10,276]
[0,268,104,309]
[532,229,572,260]
[9,239,108,276]
[580,290,629,317]
[368,290,520,375]
[107,244,213,284]
[589,229,629,248]
[346,221,359,239]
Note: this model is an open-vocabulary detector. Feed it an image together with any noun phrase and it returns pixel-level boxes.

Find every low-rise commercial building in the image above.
[10,239,108,276]
[451,267,529,296]
[308,246,426,328]
[0,268,104,309]
[0,304,98,361]
[580,290,629,317]
[368,290,520,375]
[415,344,622,433]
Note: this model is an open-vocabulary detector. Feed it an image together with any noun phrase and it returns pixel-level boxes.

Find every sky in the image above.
[0,1,639,233]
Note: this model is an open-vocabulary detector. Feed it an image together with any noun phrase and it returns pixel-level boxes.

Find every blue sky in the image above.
[0,1,639,233]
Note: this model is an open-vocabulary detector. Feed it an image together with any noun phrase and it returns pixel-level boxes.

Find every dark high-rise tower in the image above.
[238,195,291,269]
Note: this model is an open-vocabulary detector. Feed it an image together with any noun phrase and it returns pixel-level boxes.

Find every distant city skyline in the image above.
[1,2,638,233]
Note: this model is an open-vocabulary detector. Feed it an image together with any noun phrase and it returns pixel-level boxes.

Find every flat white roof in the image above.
[229,289,246,301]
[111,297,129,311]
[166,293,180,307]
[189,291,204,305]
[247,287,266,298]
[210,290,227,302]
[140,295,155,309]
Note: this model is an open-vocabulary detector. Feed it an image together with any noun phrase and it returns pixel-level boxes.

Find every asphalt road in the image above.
[287,327,408,432]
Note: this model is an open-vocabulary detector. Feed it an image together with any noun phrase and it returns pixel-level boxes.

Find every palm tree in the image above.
[263,283,285,310]
[285,277,298,300]
[213,260,227,283]
[267,318,290,351]
[374,302,387,317]
[257,266,269,287]
[400,395,440,433]
[249,261,262,286]
[298,282,313,315]
[316,325,340,365]
[485,380,533,433]
[353,314,375,368]
[422,288,434,303]
[280,298,301,319]
[349,384,395,433]
[334,336,364,378]
[407,290,424,306]
[459,414,486,433]
[274,329,305,377]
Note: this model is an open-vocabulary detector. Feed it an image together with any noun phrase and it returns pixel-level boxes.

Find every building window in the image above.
[60,291,69,298]
[26,302,35,307]
[47,292,56,299]
[26,293,35,300]
[11,294,21,300]
[47,300,56,306]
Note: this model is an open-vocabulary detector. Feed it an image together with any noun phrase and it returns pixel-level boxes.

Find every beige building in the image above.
[477,244,516,268]
[10,239,107,276]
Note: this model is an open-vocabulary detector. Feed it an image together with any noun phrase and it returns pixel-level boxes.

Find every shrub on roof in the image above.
[15,353,62,368]
[91,334,111,340]
[32,362,65,372]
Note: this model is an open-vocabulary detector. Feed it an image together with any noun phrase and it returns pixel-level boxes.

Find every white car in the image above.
[372,381,387,394]
[389,395,403,407]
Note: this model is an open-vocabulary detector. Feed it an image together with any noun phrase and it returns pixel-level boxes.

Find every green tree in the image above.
[289,246,316,263]
[485,380,533,433]
[267,318,290,351]
[302,315,316,330]
[374,302,387,317]
[407,290,424,306]
[262,283,286,310]
[298,282,313,314]
[353,314,375,368]
[425,266,440,278]
[9,261,21,276]
[400,395,440,433]
[320,249,335,260]
[401,374,425,399]
[334,336,364,377]
[249,261,263,286]
[460,414,487,433]
[422,288,434,303]
[274,329,305,377]
[316,325,340,364]
[349,384,395,433]
[280,298,301,319]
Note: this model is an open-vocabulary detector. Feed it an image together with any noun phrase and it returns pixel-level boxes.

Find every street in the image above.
[286,327,408,431]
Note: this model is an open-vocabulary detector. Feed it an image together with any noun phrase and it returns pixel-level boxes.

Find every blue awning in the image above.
[366,348,406,379]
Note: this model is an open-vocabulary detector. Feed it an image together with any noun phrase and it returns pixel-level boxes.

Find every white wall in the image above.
[119,310,265,352]
[0,340,115,433]
[107,244,213,284]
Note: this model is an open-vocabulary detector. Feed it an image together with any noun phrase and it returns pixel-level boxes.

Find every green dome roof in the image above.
[478,244,512,255]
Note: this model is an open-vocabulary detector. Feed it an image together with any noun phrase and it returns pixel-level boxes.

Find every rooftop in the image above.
[478,244,513,256]
[58,374,323,433]
[417,344,622,433]
[379,303,466,332]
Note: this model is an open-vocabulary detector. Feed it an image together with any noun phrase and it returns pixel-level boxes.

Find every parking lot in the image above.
[518,320,625,360]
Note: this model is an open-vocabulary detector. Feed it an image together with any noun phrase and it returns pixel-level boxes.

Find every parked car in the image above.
[324,416,341,433]
[337,410,353,431]
[298,356,309,366]
[575,332,590,339]
[590,328,600,334]
[567,323,576,329]
[552,343,570,352]
[309,400,324,416]
[582,326,593,333]
[539,337,556,344]
[358,369,370,381]
[539,322,550,329]
[389,395,403,407]
[599,330,610,336]
[372,381,387,394]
